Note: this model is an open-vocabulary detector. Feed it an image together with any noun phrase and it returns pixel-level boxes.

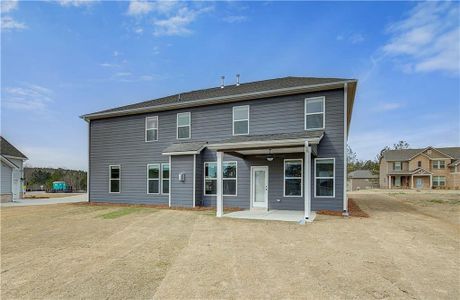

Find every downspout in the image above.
[193,154,196,208]
[304,141,312,222]
[343,83,349,215]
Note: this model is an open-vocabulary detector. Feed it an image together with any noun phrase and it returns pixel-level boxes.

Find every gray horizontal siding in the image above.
[89,88,345,210]
[1,162,12,194]
[171,155,194,207]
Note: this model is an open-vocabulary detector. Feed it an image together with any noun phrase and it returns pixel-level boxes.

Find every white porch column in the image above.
[429,175,433,189]
[216,151,224,217]
[388,176,391,189]
[411,175,414,189]
[304,141,312,221]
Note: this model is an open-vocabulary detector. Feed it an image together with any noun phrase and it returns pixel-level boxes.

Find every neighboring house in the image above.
[1,137,28,202]
[348,170,378,191]
[379,147,460,189]
[81,76,358,221]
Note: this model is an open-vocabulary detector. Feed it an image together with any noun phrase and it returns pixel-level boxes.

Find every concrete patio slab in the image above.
[0,194,88,207]
[223,209,316,223]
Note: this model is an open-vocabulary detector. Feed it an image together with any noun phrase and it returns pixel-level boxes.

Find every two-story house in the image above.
[379,147,460,189]
[81,76,358,221]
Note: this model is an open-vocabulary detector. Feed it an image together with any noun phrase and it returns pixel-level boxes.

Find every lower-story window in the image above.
[204,162,217,195]
[204,161,238,196]
[161,163,170,194]
[315,158,335,197]
[284,159,303,197]
[432,176,446,187]
[147,164,160,194]
[223,162,237,196]
[109,165,121,193]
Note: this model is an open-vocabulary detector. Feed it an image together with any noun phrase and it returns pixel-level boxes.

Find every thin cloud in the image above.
[100,63,120,68]
[382,1,460,75]
[55,0,97,7]
[127,0,177,16]
[1,0,18,13]
[372,102,404,112]
[2,84,54,112]
[1,15,26,31]
[153,6,212,36]
[337,33,365,44]
[223,15,248,24]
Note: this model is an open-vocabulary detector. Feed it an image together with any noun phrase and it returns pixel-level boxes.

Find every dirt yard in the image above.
[1,191,459,299]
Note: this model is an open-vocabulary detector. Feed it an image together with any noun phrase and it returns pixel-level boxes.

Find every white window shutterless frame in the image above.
[233,105,249,135]
[177,112,191,139]
[145,116,158,142]
[109,165,121,193]
[305,97,325,130]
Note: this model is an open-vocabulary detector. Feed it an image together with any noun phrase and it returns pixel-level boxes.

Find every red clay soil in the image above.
[317,198,369,218]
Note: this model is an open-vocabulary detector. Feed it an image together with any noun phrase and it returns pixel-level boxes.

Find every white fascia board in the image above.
[207,137,322,151]
[1,156,20,169]
[162,146,206,156]
[2,155,27,161]
[81,81,356,121]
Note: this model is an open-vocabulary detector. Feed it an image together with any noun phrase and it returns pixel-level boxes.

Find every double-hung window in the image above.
[145,116,158,142]
[432,176,446,187]
[223,162,237,196]
[394,161,402,171]
[147,164,160,194]
[161,163,170,194]
[305,97,325,130]
[432,160,445,169]
[315,158,335,197]
[177,112,191,139]
[233,105,249,135]
[204,162,217,195]
[284,159,303,197]
[109,165,121,193]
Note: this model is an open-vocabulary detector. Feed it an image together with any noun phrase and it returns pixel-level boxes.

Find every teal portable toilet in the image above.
[52,181,67,191]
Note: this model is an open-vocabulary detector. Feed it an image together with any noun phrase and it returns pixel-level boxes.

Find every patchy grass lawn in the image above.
[1,192,459,299]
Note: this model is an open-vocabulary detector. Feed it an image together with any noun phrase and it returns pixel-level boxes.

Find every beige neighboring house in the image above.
[1,137,28,202]
[379,146,460,190]
[348,170,379,191]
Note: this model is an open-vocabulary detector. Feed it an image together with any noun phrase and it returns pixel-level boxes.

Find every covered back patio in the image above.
[207,131,326,222]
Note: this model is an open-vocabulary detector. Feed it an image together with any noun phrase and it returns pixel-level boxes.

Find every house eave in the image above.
[81,80,357,122]
[207,137,322,152]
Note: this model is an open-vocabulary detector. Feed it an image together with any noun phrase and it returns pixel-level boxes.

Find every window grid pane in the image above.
[315,159,334,197]
[284,160,302,197]
[233,106,249,121]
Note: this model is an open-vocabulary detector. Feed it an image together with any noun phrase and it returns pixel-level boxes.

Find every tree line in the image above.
[347,140,410,174]
[25,167,87,192]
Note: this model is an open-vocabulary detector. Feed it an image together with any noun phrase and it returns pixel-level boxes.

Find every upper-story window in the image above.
[432,160,445,169]
[417,161,422,168]
[233,105,249,135]
[305,97,325,130]
[393,161,402,171]
[145,116,158,142]
[177,112,191,139]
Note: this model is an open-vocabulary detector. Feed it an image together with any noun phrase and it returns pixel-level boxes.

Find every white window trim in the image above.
[432,176,446,186]
[394,161,402,171]
[147,163,160,195]
[432,160,445,169]
[109,165,121,194]
[223,161,238,197]
[304,96,325,131]
[161,163,170,195]
[232,105,250,136]
[314,158,335,198]
[177,112,191,140]
[283,159,303,197]
[145,116,158,142]
[204,162,217,196]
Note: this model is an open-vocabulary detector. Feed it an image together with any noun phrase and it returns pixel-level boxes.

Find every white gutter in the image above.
[81,80,356,121]
[1,155,20,169]
[207,136,322,151]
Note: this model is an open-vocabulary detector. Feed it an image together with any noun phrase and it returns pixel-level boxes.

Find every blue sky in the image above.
[2,0,459,170]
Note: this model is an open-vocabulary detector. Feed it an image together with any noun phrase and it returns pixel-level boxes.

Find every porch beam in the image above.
[304,141,312,222]
[216,151,224,217]
[225,151,246,159]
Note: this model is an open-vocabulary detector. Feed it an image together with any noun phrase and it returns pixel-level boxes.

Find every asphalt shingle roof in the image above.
[348,170,378,179]
[0,137,27,159]
[383,147,460,161]
[86,76,353,117]
[214,130,324,144]
[162,141,207,154]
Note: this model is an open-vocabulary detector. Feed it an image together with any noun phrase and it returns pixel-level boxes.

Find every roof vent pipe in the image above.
[220,76,225,89]
[236,74,240,86]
